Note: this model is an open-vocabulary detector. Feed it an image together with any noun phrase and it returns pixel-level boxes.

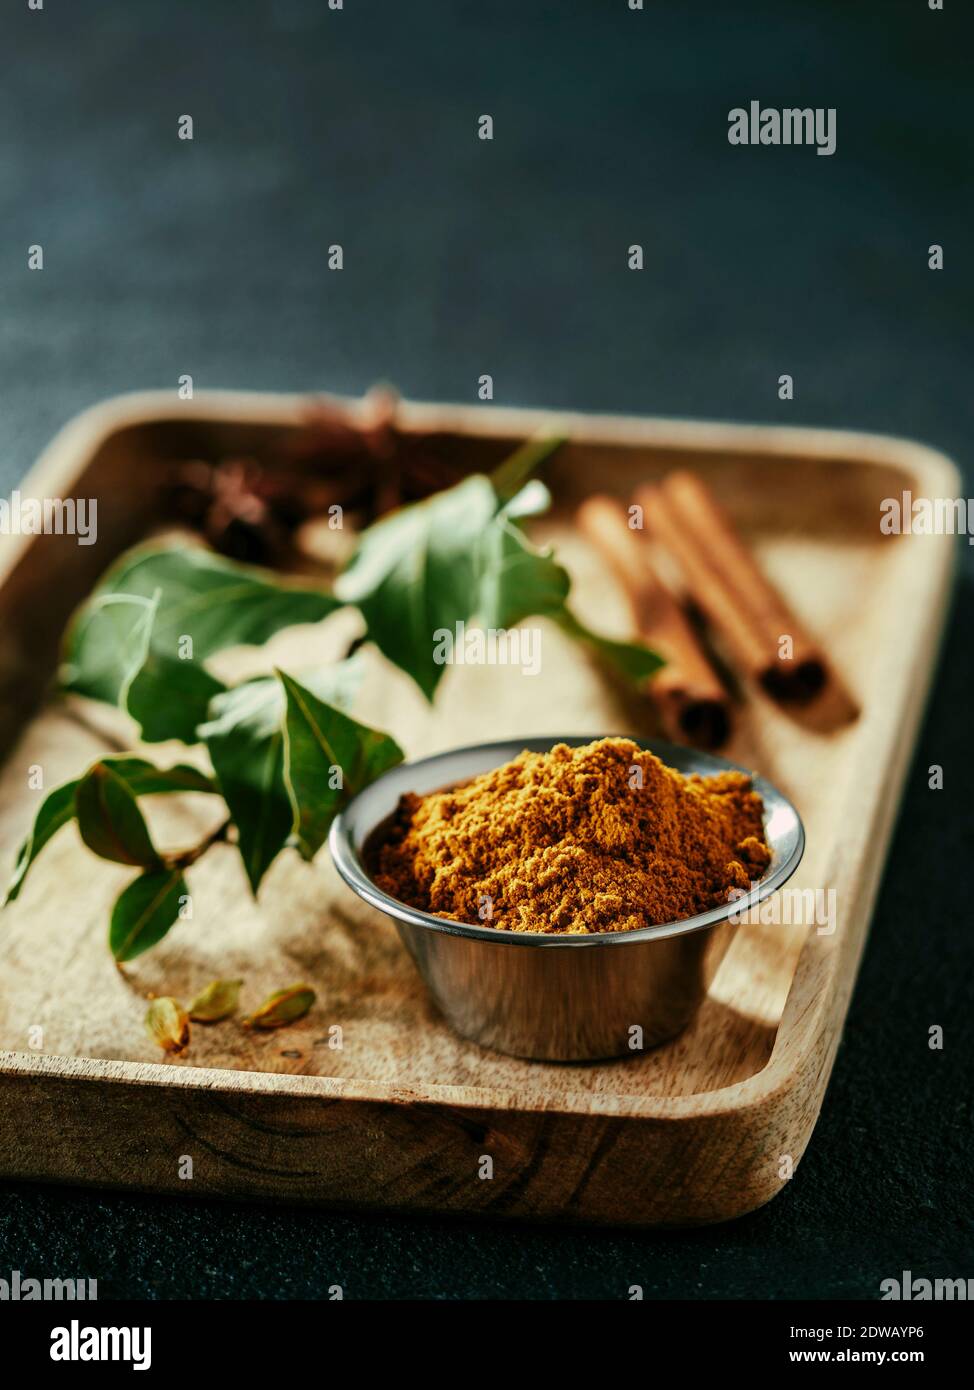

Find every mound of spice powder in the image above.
[371,737,772,934]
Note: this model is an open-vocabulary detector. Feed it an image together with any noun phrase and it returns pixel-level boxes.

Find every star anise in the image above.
[166,386,466,565]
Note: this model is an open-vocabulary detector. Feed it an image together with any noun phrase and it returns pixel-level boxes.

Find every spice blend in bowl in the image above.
[370,737,771,934]
[333,735,803,1059]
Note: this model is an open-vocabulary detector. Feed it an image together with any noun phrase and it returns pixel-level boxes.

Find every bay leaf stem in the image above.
[165,816,233,871]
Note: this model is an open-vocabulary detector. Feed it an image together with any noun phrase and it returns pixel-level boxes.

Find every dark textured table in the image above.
[0,0,971,1299]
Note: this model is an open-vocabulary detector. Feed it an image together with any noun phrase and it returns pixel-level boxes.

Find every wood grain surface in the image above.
[0,392,959,1224]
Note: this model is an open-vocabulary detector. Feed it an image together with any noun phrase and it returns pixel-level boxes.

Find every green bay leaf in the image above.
[335,475,498,699]
[199,658,367,894]
[83,544,342,657]
[198,678,291,896]
[279,670,404,861]
[75,762,160,867]
[476,518,570,629]
[111,869,187,962]
[126,648,227,744]
[61,544,340,742]
[4,780,80,905]
[4,757,217,906]
[61,591,158,710]
[334,450,654,698]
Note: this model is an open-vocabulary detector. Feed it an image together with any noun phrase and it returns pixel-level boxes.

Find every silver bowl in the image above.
[329,736,805,1062]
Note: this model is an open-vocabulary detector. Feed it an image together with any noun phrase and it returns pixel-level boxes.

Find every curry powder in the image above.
[371,737,771,934]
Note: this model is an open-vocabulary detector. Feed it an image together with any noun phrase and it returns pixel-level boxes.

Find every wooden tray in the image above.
[0,392,958,1226]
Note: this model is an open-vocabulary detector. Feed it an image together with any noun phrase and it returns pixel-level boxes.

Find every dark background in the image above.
[1,0,971,1299]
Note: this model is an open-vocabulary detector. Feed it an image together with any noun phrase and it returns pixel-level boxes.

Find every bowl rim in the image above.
[328,734,806,949]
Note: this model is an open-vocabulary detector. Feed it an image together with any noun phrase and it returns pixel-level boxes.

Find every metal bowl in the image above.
[329,736,805,1062]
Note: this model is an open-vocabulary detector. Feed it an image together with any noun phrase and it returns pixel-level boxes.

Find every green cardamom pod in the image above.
[244,984,315,1030]
[188,978,243,1023]
[145,997,190,1054]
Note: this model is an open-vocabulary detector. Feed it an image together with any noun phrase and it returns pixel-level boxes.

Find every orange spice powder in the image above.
[371,737,771,934]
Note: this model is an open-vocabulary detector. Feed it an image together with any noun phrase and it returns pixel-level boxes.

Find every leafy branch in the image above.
[3,436,661,962]
[6,659,401,961]
[335,437,663,697]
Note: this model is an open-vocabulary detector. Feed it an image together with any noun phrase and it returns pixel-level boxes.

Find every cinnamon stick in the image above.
[635,472,828,703]
[577,495,731,748]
